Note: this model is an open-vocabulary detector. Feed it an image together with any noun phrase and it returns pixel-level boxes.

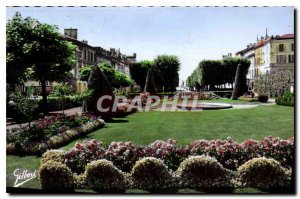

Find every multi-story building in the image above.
[254,34,294,75]
[235,43,256,90]
[236,33,294,91]
[64,28,136,92]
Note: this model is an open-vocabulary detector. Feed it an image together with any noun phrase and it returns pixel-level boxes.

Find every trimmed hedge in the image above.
[258,94,268,103]
[85,160,126,193]
[131,157,178,193]
[37,95,83,112]
[236,157,291,192]
[39,153,293,193]
[39,160,74,191]
[175,156,234,193]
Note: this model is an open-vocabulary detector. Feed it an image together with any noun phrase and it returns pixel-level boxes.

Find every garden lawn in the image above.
[6,105,293,193]
[62,105,294,150]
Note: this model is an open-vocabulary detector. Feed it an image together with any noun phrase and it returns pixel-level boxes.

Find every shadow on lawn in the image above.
[106,119,129,123]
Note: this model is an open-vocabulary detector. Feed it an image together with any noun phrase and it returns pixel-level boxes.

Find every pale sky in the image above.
[6,7,294,82]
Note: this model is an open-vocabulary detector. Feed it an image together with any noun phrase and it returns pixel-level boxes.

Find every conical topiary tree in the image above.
[143,69,156,94]
[231,64,247,100]
[82,66,115,120]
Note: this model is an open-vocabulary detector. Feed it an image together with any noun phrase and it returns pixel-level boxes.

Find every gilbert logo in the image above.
[13,169,37,187]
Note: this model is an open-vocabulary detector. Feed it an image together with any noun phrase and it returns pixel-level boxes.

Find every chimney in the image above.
[133,53,137,58]
[64,28,78,39]
[82,40,88,44]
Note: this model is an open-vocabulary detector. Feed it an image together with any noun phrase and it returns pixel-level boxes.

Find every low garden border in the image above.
[39,150,293,193]
[6,119,105,156]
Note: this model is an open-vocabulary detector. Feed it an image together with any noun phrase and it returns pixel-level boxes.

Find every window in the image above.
[288,55,294,63]
[88,51,91,62]
[291,43,294,51]
[279,44,284,52]
[84,50,87,61]
[276,55,286,63]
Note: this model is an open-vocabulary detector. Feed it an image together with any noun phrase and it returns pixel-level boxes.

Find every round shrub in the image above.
[258,94,268,102]
[85,159,126,193]
[236,157,291,192]
[39,160,74,191]
[131,157,178,193]
[41,150,64,165]
[175,156,234,193]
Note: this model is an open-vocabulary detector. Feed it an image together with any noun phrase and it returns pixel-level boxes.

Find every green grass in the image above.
[6,156,41,189]
[61,105,294,150]
[6,105,294,193]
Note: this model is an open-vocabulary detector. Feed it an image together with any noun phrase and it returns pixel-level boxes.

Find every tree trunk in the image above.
[41,79,48,115]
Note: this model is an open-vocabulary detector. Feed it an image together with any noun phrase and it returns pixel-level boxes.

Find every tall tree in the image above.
[153,55,180,92]
[7,13,76,114]
[129,60,153,90]
[6,12,34,85]
[186,58,250,91]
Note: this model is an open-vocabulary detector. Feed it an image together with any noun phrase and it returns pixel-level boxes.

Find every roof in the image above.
[278,34,294,39]
[235,45,255,55]
[236,33,294,54]
[64,34,95,49]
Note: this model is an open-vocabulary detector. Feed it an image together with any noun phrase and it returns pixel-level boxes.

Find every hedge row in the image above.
[63,137,294,174]
[37,96,83,112]
[39,151,292,193]
[6,119,105,156]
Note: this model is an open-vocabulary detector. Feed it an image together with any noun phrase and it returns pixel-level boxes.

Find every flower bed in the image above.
[39,151,292,193]
[6,113,105,155]
[63,136,294,174]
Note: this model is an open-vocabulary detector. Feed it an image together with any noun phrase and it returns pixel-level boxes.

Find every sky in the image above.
[6,7,294,82]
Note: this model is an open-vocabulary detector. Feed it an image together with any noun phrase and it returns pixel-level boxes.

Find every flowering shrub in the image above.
[236,157,291,192]
[187,136,294,170]
[112,103,137,117]
[106,141,145,172]
[145,139,189,170]
[62,136,294,177]
[7,118,105,155]
[140,92,150,105]
[64,139,106,174]
[131,157,178,193]
[39,160,74,191]
[175,156,234,193]
[261,136,294,168]
[85,159,126,193]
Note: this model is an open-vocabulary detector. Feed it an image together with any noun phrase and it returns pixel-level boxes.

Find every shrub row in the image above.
[63,136,294,174]
[37,95,84,112]
[6,119,105,155]
[39,152,292,193]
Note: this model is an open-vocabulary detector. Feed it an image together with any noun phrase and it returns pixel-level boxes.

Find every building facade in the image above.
[236,33,294,91]
[254,34,294,75]
[64,28,136,92]
[236,43,256,90]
